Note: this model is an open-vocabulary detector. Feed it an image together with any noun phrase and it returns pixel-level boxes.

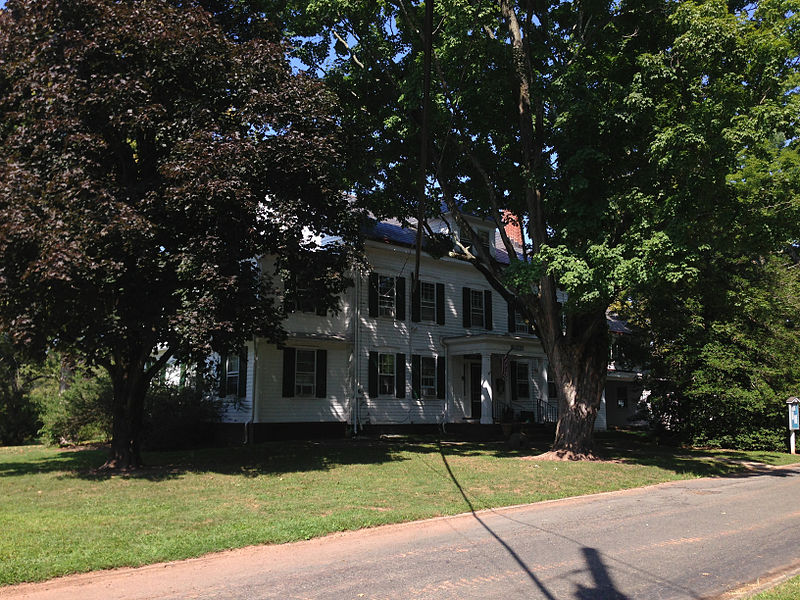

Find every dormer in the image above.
[436,212,496,259]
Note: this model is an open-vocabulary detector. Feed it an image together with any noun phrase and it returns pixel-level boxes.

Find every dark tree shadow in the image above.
[1,429,794,483]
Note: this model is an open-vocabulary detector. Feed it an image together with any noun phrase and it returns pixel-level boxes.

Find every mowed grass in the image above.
[1,431,797,586]
[751,575,800,599]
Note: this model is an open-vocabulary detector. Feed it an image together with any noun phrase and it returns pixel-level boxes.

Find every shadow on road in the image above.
[575,547,630,600]
[439,438,724,600]
[437,441,634,599]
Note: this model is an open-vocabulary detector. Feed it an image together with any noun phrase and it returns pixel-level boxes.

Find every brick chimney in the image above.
[502,210,523,247]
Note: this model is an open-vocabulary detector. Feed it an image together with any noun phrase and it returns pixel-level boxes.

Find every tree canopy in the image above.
[289,0,799,455]
[0,0,359,466]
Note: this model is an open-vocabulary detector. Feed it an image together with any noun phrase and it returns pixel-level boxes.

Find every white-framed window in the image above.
[515,361,530,399]
[225,354,240,396]
[421,356,437,398]
[547,366,558,400]
[514,309,529,334]
[470,289,485,328]
[420,281,436,322]
[295,349,317,397]
[378,353,395,395]
[378,275,395,318]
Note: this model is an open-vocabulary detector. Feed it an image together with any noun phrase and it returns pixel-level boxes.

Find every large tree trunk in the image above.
[103,359,151,470]
[543,309,609,459]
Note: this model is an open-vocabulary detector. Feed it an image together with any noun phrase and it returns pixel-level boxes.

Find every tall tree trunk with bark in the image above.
[545,310,609,457]
[103,346,169,470]
[501,0,609,458]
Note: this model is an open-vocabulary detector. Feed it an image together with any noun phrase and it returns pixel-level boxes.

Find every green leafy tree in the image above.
[0,334,41,445]
[0,0,358,468]
[639,252,800,451]
[289,0,799,457]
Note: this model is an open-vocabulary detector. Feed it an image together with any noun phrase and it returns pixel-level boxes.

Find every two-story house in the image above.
[216,209,618,440]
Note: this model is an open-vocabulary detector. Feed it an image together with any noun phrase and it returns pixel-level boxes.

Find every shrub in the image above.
[37,370,113,446]
[0,337,42,445]
[141,382,222,450]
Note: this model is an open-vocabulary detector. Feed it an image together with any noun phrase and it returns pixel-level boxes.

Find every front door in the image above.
[470,363,482,419]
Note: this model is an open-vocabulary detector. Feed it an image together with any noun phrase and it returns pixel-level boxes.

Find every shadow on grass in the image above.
[0,440,414,481]
[593,431,797,478]
[0,429,794,482]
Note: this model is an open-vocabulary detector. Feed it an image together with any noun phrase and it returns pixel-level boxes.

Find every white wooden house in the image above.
[217,211,618,436]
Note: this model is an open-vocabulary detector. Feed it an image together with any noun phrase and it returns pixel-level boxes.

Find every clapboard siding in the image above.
[254,342,349,423]
[245,238,604,431]
[357,245,516,423]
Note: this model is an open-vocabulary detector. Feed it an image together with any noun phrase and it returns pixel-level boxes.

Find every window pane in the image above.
[477,229,491,254]
[515,310,529,334]
[295,350,316,397]
[471,290,484,328]
[378,275,395,317]
[226,355,239,373]
[516,361,529,399]
[420,282,436,322]
[421,357,436,397]
[616,386,628,408]
[226,374,239,396]
[547,367,557,399]
[378,353,395,395]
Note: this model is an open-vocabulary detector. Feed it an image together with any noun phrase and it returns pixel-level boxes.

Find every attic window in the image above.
[477,229,491,254]
[459,229,491,255]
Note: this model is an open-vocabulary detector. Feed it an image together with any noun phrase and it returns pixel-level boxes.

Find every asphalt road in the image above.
[6,464,800,600]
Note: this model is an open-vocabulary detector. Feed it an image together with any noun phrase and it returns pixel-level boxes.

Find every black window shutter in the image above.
[507,300,515,333]
[368,351,378,397]
[368,273,379,318]
[395,353,406,398]
[462,287,471,328]
[282,348,296,398]
[411,280,420,322]
[217,354,227,397]
[411,354,421,399]
[436,356,446,399]
[510,361,518,401]
[484,290,493,330]
[436,283,445,325]
[396,277,406,321]
[238,347,248,397]
[315,349,327,398]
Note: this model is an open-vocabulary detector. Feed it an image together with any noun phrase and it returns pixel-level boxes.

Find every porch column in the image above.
[480,352,493,424]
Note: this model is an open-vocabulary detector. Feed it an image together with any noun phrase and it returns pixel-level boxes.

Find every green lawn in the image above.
[1,431,797,586]
[751,575,800,599]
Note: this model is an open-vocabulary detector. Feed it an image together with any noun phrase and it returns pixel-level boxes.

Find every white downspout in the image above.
[248,335,258,444]
[441,336,449,433]
[351,271,361,434]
